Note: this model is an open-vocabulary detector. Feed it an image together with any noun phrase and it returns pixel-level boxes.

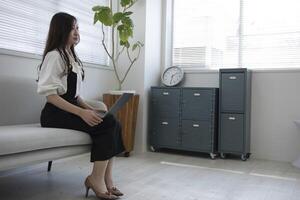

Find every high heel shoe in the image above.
[107,186,124,196]
[84,176,119,200]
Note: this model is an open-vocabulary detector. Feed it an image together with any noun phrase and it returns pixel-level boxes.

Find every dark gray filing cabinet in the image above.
[218,68,252,161]
[149,87,218,159]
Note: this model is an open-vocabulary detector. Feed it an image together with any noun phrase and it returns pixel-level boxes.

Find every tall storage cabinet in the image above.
[218,68,252,161]
[149,87,218,159]
[150,88,181,149]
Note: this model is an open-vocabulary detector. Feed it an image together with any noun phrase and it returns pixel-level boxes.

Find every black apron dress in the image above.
[40,71,125,161]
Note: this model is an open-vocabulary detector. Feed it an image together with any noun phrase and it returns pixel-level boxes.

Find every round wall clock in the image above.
[161,66,184,87]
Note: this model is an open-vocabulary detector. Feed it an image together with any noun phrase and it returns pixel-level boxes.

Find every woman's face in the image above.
[67,21,80,47]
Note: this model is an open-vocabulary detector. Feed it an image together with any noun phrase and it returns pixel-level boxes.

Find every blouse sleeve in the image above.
[37,51,67,96]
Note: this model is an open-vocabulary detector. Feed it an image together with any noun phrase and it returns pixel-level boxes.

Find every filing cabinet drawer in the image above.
[151,88,180,116]
[182,89,213,120]
[182,89,213,107]
[219,113,244,152]
[181,120,212,151]
[221,73,245,112]
[151,118,180,148]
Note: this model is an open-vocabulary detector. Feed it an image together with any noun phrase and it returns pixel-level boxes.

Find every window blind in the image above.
[172,0,240,69]
[173,0,300,69]
[242,0,300,69]
[0,0,109,66]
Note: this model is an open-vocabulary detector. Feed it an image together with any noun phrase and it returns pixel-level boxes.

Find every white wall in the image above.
[0,53,117,101]
[251,71,300,162]
[183,70,300,162]
[119,0,162,153]
[143,0,163,151]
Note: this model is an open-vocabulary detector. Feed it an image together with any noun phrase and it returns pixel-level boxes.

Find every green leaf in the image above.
[132,41,144,50]
[121,0,138,8]
[121,0,131,7]
[113,12,124,24]
[120,41,130,48]
[137,41,144,47]
[92,5,103,12]
[93,12,103,24]
[93,13,98,24]
[121,16,133,28]
[124,11,133,16]
[132,43,138,51]
[96,7,113,26]
[118,25,133,42]
[127,27,133,38]
[117,25,127,42]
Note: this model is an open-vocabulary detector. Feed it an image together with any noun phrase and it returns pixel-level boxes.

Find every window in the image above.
[173,0,240,69]
[242,0,300,69]
[172,0,300,69]
[0,0,109,66]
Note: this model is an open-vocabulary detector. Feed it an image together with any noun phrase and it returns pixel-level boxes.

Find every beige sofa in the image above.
[0,76,106,171]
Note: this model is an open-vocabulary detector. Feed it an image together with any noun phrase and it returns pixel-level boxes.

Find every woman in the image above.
[37,12,124,200]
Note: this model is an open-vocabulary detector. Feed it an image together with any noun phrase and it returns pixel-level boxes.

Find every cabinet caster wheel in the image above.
[124,152,130,157]
[210,153,216,160]
[150,146,156,152]
[220,153,226,159]
[241,154,248,161]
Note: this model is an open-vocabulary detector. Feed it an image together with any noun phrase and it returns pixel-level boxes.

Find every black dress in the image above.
[40,71,125,161]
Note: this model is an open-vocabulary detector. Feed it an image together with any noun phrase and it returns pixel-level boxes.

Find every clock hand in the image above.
[171,73,181,84]
[170,76,173,84]
[170,74,175,84]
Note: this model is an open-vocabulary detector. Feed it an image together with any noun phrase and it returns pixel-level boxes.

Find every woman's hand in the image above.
[93,108,108,113]
[79,109,103,127]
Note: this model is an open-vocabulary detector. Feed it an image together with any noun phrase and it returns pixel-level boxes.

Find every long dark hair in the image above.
[38,12,84,80]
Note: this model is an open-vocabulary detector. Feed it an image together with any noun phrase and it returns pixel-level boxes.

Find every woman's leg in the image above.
[105,158,124,196]
[105,158,114,189]
[89,160,109,192]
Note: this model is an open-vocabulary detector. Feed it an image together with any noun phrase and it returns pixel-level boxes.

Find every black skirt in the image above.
[40,71,125,161]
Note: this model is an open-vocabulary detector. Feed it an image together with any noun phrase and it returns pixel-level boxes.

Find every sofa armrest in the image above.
[84,99,108,112]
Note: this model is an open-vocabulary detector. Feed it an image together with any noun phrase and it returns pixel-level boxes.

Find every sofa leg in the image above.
[47,161,52,172]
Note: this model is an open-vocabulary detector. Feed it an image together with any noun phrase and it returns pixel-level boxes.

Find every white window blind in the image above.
[0,0,109,66]
[173,0,300,69]
[242,0,300,69]
[172,0,240,69]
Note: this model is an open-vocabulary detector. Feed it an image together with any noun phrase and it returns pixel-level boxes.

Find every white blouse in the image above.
[37,50,83,97]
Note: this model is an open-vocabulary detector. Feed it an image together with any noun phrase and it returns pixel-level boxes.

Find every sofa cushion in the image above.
[0,123,92,156]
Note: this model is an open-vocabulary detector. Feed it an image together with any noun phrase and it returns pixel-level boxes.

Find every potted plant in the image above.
[92,0,143,91]
[92,0,142,156]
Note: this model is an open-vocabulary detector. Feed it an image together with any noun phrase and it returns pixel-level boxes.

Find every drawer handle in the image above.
[193,93,201,96]
[192,124,200,127]
[162,92,169,95]
[161,122,169,125]
[229,76,237,80]
[228,117,236,120]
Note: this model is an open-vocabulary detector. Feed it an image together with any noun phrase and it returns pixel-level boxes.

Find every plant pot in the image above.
[103,93,139,157]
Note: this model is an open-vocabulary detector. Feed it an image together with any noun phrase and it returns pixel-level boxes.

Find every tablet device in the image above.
[98,93,133,118]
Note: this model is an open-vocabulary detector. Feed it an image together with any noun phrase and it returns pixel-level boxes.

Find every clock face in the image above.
[162,66,184,86]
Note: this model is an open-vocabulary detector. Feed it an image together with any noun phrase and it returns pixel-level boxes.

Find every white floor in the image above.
[1,151,300,200]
